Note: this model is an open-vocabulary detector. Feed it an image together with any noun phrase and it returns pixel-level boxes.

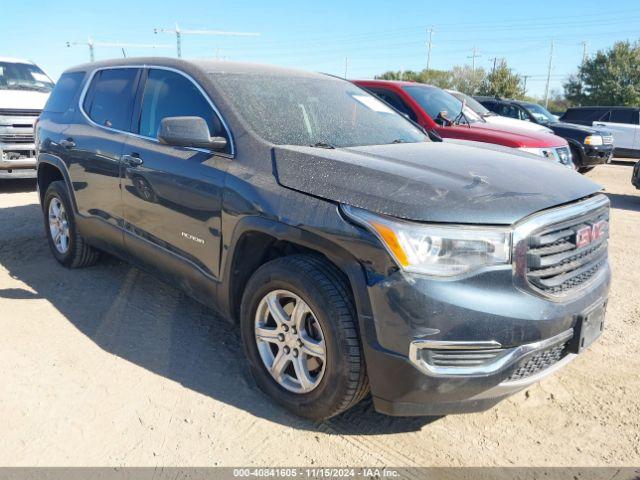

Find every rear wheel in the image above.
[43,181,101,268]
[240,255,369,420]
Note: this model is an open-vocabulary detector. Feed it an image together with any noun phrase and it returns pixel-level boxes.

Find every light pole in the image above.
[154,23,260,58]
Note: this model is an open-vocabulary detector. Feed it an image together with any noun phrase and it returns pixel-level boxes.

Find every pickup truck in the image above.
[476,97,615,172]
[354,80,574,168]
[36,58,610,420]
[0,57,53,178]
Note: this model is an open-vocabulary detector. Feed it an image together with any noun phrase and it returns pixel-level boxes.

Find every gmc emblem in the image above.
[575,220,607,248]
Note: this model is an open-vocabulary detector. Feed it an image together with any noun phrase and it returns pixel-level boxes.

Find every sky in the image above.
[2,0,640,97]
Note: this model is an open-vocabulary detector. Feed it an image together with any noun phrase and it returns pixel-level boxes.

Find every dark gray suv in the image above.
[35,58,610,420]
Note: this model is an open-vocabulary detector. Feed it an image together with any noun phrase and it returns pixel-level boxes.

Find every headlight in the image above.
[518,147,547,157]
[585,135,603,146]
[342,205,511,277]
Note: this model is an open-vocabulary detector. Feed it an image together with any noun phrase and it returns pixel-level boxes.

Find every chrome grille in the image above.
[421,348,503,368]
[507,343,567,381]
[602,135,614,145]
[0,109,41,117]
[525,203,609,296]
[513,195,610,299]
[0,133,34,144]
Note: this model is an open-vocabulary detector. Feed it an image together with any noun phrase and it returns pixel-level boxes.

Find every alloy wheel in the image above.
[254,289,326,394]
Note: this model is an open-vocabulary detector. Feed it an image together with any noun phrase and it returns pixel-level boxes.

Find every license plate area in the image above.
[569,302,606,353]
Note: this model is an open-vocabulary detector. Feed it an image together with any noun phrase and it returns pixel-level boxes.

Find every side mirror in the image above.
[158,116,227,151]
[436,110,452,126]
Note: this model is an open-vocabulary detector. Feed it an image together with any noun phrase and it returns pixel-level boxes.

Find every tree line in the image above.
[375,40,640,111]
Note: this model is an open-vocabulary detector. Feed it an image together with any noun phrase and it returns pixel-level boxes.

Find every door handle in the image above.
[59,138,75,149]
[122,154,144,167]
[594,123,606,127]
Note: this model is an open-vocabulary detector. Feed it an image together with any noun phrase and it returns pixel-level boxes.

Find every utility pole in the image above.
[581,41,589,65]
[544,40,554,109]
[489,56,499,74]
[468,46,481,72]
[154,23,260,58]
[426,27,434,71]
[468,46,481,93]
[66,38,170,62]
[522,75,531,95]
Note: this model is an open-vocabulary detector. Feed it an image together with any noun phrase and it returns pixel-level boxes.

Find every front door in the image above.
[121,67,232,280]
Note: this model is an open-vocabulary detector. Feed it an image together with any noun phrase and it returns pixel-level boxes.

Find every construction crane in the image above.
[66,37,171,62]
[154,23,260,58]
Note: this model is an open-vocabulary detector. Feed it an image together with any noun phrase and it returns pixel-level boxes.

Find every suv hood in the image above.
[0,90,50,110]
[273,142,602,225]
[548,121,611,137]
[466,121,566,147]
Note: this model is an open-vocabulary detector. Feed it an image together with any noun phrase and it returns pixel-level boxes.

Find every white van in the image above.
[0,57,53,178]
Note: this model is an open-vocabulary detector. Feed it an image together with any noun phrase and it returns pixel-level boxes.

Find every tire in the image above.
[43,180,100,268]
[579,166,595,174]
[570,145,582,172]
[240,254,369,420]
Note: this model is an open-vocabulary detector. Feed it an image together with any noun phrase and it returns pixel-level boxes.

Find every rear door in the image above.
[121,67,232,280]
[594,109,639,151]
[63,67,141,252]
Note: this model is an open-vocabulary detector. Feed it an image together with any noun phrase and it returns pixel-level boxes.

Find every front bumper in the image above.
[0,143,37,174]
[580,144,614,166]
[360,256,610,416]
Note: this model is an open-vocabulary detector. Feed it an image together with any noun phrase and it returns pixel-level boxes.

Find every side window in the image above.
[369,88,417,122]
[138,69,228,151]
[597,110,611,122]
[609,109,635,124]
[498,104,518,119]
[83,68,139,131]
[43,72,85,113]
[518,107,533,121]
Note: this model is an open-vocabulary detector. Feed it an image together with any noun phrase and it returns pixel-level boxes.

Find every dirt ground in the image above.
[0,161,638,467]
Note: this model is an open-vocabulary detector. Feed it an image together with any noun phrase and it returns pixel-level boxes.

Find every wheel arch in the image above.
[37,154,78,212]
[220,216,372,326]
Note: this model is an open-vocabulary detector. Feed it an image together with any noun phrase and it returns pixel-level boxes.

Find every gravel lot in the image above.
[0,161,638,467]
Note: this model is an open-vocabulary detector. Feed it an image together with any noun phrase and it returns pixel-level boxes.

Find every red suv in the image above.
[355,80,573,167]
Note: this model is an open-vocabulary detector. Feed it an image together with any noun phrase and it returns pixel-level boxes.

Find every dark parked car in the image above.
[36,58,610,419]
[560,106,640,159]
[476,97,614,172]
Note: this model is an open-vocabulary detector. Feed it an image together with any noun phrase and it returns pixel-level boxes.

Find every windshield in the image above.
[0,62,54,92]
[449,91,491,116]
[525,103,556,124]
[212,73,427,147]
[404,85,481,124]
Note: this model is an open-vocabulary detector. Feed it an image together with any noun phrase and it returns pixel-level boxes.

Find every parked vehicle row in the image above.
[475,96,615,172]
[560,106,640,159]
[354,80,575,169]
[0,57,53,178]
[36,58,610,420]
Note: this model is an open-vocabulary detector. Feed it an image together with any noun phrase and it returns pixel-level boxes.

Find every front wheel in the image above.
[240,255,369,420]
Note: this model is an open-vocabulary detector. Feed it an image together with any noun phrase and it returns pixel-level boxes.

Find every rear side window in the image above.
[610,109,637,124]
[43,72,85,113]
[562,108,604,123]
[138,69,226,148]
[83,68,140,131]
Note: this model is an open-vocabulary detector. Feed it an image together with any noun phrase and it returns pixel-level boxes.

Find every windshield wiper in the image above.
[310,142,336,149]
[391,139,406,144]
